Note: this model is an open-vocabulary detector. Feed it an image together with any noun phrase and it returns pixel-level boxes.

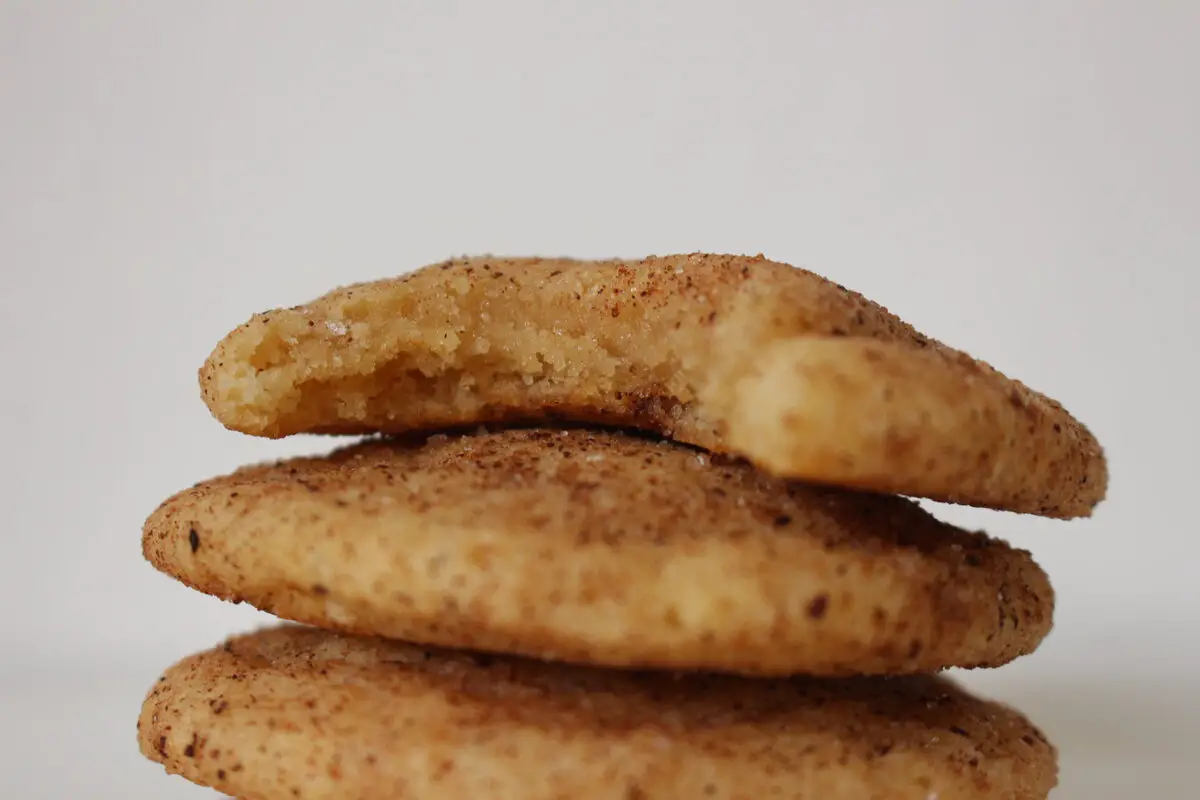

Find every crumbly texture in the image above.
[199,253,1106,518]
[138,625,1058,800]
[144,428,1053,676]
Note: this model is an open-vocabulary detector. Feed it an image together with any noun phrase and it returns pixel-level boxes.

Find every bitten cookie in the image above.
[144,428,1053,676]
[138,625,1059,800]
[200,253,1106,517]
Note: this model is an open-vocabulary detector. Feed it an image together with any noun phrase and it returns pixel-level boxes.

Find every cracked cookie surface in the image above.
[144,428,1053,676]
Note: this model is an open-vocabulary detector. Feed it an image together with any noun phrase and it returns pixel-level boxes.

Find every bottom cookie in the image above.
[138,625,1057,799]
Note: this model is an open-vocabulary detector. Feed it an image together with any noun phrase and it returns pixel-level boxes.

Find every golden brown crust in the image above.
[138,625,1058,800]
[143,428,1053,676]
[199,253,1106,518]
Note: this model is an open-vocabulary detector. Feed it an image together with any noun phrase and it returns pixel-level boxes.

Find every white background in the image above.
[1,2,1196,797]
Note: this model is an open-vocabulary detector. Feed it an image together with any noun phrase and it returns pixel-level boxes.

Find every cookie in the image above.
[199,253,1106,517]
[143,428,1053,676]
[138,625,1058,799]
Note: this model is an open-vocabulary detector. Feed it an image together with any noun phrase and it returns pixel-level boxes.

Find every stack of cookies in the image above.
[139,254,1107,799]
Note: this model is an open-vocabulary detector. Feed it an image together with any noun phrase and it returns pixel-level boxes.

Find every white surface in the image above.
[1,2,1197,797]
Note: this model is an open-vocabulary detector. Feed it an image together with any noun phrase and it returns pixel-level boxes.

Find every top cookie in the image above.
[200,254,1106,517]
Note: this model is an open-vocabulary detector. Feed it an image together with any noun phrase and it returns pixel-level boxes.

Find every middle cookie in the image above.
[144,428,1052,676]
